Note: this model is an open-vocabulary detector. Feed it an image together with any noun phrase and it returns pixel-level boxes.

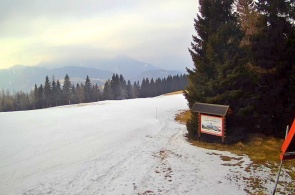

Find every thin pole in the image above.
[272,160,283,195]
[285,125,289,139]
[272,125,289,194]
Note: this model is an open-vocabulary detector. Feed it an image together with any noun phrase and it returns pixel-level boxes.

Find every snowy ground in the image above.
[0,94,292,194]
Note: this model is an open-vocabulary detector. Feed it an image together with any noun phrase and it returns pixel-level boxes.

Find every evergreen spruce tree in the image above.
[103,80,113,100]
[132,81,140,98]
[84,75,92,102]
[76,83,84,103]
[33,84,38,109]
[247,0,295,136]
[92,84,101,102]
[38,84,45,108]
[110,74,120,99]
[185,0,249,139]
[119,74,127,99]
[71,84,78,104]
[51,76,57,106]
[63,74,72,105]
[56,80,62,106]
[44,75,52,108]
[126,80,133,99]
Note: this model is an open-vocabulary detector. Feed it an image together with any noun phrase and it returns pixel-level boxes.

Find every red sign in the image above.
[280,119,295,161]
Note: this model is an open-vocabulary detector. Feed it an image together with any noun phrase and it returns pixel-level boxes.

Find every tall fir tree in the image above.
[44,75,52,108]
[185,0,249,139]
[247,0,295,136]
[103,80,113,100]
[51,76,57,106]
[56,80,62,106]
[76,83,84,103]
[63,74,72,105]
[84,75,92,102]
[119,74,127,99]
[132,81,140,98]
[126,80,133,99]
[38,84,45,108]
[33,84,38,109]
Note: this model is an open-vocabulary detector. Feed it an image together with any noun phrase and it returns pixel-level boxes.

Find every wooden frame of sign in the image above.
[192,102,229,143]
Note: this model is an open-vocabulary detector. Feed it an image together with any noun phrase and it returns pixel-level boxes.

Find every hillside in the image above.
[0,57,184,92]
[0,65,113,92]
[0,94,292,194]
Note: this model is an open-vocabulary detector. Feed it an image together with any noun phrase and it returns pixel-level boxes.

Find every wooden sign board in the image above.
[192,102,229,143]
[280,119,295,161]
[200,114,224,137]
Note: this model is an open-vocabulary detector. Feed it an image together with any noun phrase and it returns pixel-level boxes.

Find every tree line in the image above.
[0,74,187,112]
[185,0,295,139]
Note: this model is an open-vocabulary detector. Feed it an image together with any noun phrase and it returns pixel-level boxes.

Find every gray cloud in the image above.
[0,0,198,70]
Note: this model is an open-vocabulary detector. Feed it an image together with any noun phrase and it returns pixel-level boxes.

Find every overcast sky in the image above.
[0,0,199,71]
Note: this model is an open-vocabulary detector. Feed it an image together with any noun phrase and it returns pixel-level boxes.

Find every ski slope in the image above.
[0,94,291,194]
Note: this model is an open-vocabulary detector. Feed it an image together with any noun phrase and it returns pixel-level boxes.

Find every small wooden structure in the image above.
[191,102,230,143]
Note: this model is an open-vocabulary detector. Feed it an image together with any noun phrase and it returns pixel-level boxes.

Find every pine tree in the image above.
[44,75,52,107]
[76,83,84,103]
[51,76,57,106]
[84,75,92,102]
[92,84,101,102]
[33,84,38,109]
[63,74,72,105]
[56,80,62,106]
[110,74,120,99]
[185,0,249,139]
[38,84,45,108]
[126,80,133,99]
[247,0,295,136]
[132,81,140,98]
[119,74,127,99]
[102,80,113,100]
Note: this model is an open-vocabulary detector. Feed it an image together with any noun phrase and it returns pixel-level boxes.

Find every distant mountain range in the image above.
[0,57,185,92]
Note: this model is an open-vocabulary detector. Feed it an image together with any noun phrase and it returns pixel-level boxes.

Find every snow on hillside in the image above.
[0,94,291,194]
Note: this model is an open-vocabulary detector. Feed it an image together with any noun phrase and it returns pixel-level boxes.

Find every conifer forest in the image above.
[0,74,187,112]
[185,0,295,139]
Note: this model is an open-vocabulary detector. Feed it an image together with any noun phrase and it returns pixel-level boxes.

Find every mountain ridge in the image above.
[1,57,185,92]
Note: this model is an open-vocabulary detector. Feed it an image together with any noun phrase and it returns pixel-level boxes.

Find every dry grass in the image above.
[175,110,295,193]
[164,91,184,96]
[174,110,284,164]
[174,110,191,124]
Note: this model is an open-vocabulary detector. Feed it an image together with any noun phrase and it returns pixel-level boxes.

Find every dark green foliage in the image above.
[185,0,253,139]
[63,74,71,105]
[132,81,140,98]
[247,0,295,137]
[126,80,133,99]
[186,0,295,139]
[56,80,62,106]
[139,75,188,98]
[84,75,92,102]
[0,73,187,112]
[44,75,51,107]
[38,84,45,109]
[186,112,199,139]
[102,80,113,100]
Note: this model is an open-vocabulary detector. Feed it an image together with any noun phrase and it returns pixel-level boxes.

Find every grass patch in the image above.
[164,91,184,96]
[175,110,284,164]
[174,110,191,124]
[175,110,295,194]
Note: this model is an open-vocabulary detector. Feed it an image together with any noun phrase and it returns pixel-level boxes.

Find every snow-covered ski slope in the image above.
[0,94,290,194]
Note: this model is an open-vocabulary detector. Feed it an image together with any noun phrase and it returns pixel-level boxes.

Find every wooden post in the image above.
[198,113,201,141]
[222,116,225,143]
